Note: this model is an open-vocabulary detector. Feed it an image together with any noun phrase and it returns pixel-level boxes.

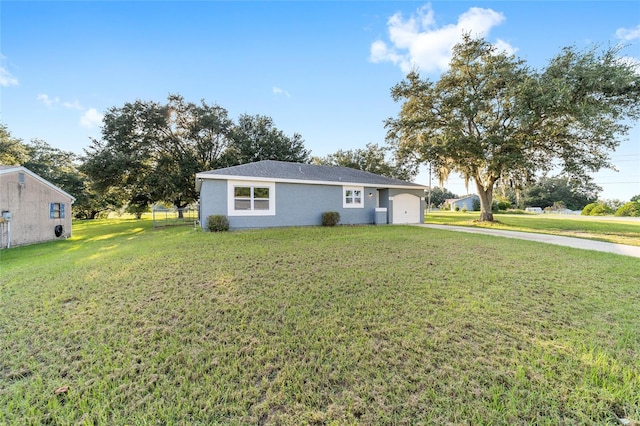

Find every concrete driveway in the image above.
[417,224,640,258]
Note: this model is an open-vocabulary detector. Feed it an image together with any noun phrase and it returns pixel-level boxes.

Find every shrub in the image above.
[582,203,596,215]
[614,201,640,217]
[495,196,511,211]
[582,202,613,216]
[321,211,340,226]
[206,215,230,232]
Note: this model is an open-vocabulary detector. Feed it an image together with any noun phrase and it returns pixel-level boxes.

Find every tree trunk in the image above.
[475,181,494,222]
[175,201,188,219]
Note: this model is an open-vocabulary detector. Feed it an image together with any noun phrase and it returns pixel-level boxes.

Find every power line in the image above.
[593,181,640,184]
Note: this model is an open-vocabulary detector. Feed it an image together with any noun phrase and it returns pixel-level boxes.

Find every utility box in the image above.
[2,211,11,222]
[374,207,388,225]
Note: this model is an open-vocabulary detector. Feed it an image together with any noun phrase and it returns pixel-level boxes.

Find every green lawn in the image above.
[1,219,639,424]
[424,211,640,246]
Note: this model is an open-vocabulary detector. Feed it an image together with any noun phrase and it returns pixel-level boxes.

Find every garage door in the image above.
[392,193,421,224]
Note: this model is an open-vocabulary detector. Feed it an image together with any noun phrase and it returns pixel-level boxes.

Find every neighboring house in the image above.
[446,194,480,211]
[0,166,75,248]
[196,160,427,229]
[525,207,543,214]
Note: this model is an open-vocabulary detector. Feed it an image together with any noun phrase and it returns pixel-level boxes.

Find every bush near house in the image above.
[321,211,340,226]
[206,215,229,232]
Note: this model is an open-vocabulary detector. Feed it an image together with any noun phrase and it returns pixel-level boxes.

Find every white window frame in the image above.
[227,180,276,216]
[343,186,364,209]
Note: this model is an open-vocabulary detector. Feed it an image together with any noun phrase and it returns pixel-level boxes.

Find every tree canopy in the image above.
[84,94,309,215]
[0,123,29,165]
[312,143,418,181]
[83,94,234,213]
[387,35,640,221]
[225,114,310,166]
[519,175,599,211]
[427,186,459,209]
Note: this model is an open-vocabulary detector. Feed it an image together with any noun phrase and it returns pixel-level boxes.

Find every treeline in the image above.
[3,93,635,219]
[0,95,414,219]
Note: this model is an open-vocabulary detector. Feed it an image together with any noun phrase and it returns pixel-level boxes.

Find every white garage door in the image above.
[392,193,421,224]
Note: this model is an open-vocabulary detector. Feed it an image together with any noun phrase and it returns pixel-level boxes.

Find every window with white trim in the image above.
[343,186,364,208]
[228,181,276,216]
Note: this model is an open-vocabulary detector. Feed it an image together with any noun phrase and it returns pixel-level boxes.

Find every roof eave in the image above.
[195,172,427,191]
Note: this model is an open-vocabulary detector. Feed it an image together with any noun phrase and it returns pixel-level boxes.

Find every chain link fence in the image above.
[152,206,199,228]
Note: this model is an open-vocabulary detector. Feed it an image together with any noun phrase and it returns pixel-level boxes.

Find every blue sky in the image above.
[1,1,639,201]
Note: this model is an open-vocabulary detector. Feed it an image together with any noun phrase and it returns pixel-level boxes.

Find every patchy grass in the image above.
[424,211,640,246]
[1,219,639,424]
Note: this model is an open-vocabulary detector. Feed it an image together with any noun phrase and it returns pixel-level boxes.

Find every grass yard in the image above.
[424,211,640,247]
[1,219,639,424]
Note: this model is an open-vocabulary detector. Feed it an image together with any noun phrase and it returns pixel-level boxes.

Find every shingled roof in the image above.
[196,160,426,190]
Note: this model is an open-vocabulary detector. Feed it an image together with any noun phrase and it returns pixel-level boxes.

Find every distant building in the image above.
[445,194,480,211]
[0,166,75,248]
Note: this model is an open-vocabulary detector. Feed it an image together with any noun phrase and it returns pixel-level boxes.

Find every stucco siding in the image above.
[450,196,479,211]
[199,180,384,229]
[199,179,228,219]
[0,170,73,247]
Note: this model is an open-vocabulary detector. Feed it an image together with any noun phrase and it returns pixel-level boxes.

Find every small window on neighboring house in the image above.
[50,203,65,219]
[18,173,25,186]
[343,187,364,208]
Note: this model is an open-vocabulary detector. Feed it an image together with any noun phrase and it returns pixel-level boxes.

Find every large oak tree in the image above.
[84,95,310,216]
[387,35,640,221]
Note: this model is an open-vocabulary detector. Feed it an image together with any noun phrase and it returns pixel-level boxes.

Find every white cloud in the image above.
[272,86,291,97]
[0,55,18,87]
[0,66,18,87]
[62,100,83,110]
[616,24,640,41]
[37,93,59,108]
[493,38,517,56]
[370,3,514,74]
[37,93,102,128]
[80,108,103,128]
[618,56,640,75]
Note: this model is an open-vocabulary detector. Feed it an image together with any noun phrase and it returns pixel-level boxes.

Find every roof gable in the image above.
[0,166,76,202]
[196,160,426,190]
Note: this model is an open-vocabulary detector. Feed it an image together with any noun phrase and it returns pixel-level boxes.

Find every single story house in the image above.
[446,194,480,211]
[196,160,427,229]
[0,165,75,248]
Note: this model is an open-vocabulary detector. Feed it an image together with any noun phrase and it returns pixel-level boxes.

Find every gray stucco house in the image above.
[196,160,427,229]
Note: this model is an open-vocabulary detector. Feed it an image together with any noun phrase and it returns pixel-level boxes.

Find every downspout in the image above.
[6,221,10,249]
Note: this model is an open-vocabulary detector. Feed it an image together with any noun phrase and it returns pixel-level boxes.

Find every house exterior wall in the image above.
[0,170,74,248]
[199,180,423,229]
[451,196,479,211]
